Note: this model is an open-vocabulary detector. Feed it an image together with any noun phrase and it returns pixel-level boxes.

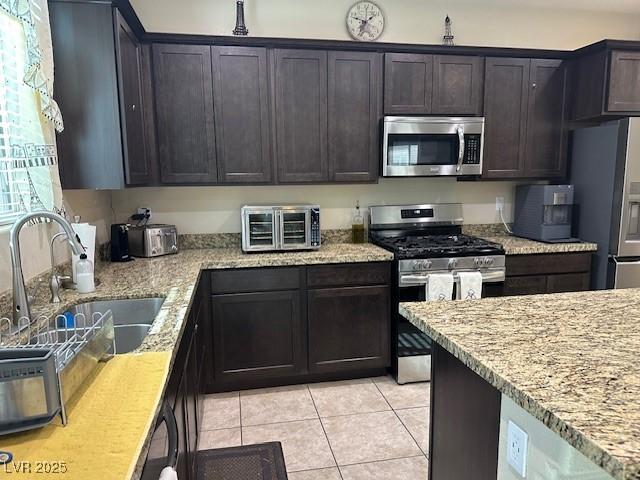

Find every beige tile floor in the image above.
[198,376,430,479]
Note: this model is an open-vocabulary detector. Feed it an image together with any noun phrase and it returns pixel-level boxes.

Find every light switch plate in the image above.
[507,420,528,477]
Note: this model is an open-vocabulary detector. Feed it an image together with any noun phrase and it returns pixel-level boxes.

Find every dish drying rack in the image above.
[0,311,115,435]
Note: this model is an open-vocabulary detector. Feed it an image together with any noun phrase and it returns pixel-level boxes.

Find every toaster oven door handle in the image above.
[456,125,465,172]
[274,209,282,250]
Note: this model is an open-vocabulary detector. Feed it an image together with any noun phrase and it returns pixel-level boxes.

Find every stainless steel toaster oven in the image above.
[128,224,178,258]
[241,205,321,252]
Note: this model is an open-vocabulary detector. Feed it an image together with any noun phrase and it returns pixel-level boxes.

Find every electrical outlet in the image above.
[496,197,505,212]
[507,420,528,477]
[137,207,152,220]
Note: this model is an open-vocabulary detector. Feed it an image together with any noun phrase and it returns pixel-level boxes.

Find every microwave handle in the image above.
[456,125,465,172]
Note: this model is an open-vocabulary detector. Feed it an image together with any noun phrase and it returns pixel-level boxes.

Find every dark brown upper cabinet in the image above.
[432,55,484,115]
[384,53,484,115]
[483,57,567,179]
[328,51,382,182]
[153,44,217,184]
[608,51,640,112]
[114,10,154,186]
[384,53,433,114]
[212,46,273,183]
[50,1,155,189]
[570,49,640,120]
[483,58,530,178]
[525,59,567,178]
[273,49,329,183]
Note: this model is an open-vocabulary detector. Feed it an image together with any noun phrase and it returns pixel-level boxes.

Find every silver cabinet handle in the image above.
[456,125,465,172]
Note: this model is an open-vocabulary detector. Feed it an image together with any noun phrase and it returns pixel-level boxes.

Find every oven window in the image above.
[248,213,274,246]
[281,212,307,245]
[387,134,459,166]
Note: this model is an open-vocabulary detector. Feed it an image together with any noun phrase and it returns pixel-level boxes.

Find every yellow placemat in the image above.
[0,351,171,479]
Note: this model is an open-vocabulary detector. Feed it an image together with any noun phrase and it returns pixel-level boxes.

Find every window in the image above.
[0,4,59,226]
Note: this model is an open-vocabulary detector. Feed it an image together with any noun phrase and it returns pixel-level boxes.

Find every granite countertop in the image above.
[400,289,640,480]
[484,234,598,255]
[1,243,392,479]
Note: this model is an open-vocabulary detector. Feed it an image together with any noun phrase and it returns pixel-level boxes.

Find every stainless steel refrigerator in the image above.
[571,117,640,289]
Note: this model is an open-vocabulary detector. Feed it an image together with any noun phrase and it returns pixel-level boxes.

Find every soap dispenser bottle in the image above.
[75,253,95,294]
[351,201,365,244]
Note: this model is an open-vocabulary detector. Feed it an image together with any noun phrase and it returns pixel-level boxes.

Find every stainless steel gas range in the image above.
[369,203,505,384]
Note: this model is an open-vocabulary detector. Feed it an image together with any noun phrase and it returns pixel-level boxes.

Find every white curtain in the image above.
[0,0,64,225]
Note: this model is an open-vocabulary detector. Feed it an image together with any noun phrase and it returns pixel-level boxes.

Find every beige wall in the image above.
[130,0,640,49]
[0,190,113,295]
[112,179,520,234]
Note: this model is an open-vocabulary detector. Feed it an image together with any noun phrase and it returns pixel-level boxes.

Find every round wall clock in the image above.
[346,1,385,42]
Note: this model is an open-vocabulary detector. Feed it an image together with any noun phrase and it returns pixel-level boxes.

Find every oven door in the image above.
[242,208,278,251]
[382,116,484,177]
[277,208,312,250]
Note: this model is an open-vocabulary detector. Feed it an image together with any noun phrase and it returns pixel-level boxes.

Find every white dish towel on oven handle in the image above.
[457,271,483,300]
[426,273,455,301]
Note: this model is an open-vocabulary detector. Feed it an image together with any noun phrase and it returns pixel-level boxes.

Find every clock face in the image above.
[346,1,384,42]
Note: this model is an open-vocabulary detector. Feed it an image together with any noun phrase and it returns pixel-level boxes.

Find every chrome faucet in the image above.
[9,211,84,325]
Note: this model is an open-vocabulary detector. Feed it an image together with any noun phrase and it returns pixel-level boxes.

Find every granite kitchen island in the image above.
[400,289,640,480]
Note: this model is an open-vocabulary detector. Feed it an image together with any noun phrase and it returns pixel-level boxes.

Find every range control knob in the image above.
[474,257,482,268]
[412,260,432,271]
[483,257,494,266]
[448,258,458,270]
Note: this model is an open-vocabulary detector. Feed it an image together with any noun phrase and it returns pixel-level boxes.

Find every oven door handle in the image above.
[399,269,505,286]
[456,125,465,172]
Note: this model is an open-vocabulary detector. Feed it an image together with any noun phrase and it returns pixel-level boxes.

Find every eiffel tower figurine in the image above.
[443,15,454,46]
[26,169,47,212]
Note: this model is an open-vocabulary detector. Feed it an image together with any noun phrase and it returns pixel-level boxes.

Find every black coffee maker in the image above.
[110,224,133,262]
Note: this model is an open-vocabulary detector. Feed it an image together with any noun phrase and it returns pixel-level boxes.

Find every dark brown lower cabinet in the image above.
[142,282,203,480]
[503,252,592,295]
[211,290,306,383]
[308,285,390,373]
[429,344,501,480]
[205,262,392,391]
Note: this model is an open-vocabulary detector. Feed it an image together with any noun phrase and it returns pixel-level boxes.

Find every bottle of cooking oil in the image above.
[352,201,365,244]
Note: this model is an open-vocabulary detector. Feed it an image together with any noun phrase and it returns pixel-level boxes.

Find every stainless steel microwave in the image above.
[241,205,321,252]
[382,116,484,177]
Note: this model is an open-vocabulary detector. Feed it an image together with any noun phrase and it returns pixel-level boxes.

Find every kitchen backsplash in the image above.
[111,178,526,235]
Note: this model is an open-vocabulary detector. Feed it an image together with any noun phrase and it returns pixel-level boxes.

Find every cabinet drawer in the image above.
[503,275,547,296]
[546,273,591,293]
[211,267,300,294]
[506,253,591,276]
[307,262,390,288]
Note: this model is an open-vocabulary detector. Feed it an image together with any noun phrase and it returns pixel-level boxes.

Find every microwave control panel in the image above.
[310,209,321,247]
[463,134,482,164]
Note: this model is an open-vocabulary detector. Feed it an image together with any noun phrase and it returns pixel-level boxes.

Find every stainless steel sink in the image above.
[62,298,164,354]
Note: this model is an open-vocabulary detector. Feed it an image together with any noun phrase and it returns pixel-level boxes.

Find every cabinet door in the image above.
[432,55,484,115]
[274,49,328,183]
[328,51,381,182]
[211,290,305,382]
[524,59,567,178]
[384,53,433,114]
[212,46,272,183]
[173,375,189,480]
[502,275,547,296]
[153,44,217,184]
[113,10,152,186]
[50,1,125,189]
[185,330,198,479]
[308,286,390,374]
[607,50,640,112]
[482,58,530,178]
